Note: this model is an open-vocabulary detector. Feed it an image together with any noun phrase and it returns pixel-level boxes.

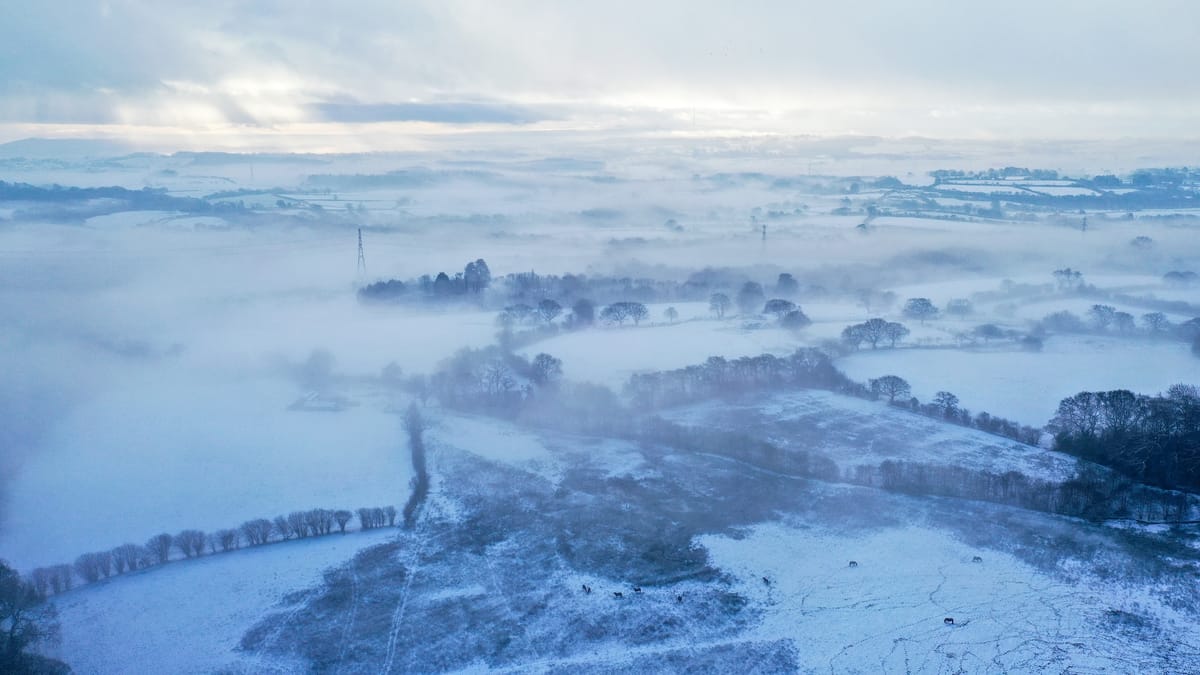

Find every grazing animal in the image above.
[633,586,642,593]
[848,561,859,568]
[613,592,623,598]
[972,556,983,563]
[762,576,770,585]
[944,617,955,625]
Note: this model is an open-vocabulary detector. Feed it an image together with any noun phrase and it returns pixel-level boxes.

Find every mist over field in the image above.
[4,3,1200,674]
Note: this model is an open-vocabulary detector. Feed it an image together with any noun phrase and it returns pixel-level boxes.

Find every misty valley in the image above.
[1,139,1199,673]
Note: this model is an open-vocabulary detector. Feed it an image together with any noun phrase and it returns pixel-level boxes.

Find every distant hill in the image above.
[0,137,135,159]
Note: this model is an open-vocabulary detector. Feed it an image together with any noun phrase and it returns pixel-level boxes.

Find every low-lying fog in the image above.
[3,143,1200,571]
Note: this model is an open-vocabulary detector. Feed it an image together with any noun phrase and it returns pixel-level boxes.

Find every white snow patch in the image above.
[699,522,1198,672]
[44,528,397,675]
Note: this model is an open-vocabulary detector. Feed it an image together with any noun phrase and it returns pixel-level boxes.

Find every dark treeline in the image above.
[424,343,1039,448]
[359,261,850,315]
[622,349,1041,445]
[358,258,493,303]
[0,560,68,674]
[625,350,851,409]
[854,459,1193,523]
[1051,385,1200,493]
[1037,303,1200,343]
[24,504,399,601]
[402,403,429,528]
[0,180,247,220]
[428,345,564,417]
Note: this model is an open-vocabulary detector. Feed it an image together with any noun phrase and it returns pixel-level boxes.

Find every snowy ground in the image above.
[701,522,1200,673]
[219,415,1200,673]
[661,390,1077,480]
[43,527,399,675]
[837,335,1200,426]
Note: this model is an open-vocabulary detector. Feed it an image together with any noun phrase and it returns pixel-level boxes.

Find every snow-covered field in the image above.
[838,336,1200,425]
[44,527,398,675]
[701,522,1199,672]
[664,389,1076,480]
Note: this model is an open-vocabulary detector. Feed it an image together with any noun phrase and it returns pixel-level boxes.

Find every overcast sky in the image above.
[2,1,1199,149]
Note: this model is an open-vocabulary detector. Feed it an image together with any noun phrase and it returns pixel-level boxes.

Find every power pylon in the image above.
[356,228,367,276]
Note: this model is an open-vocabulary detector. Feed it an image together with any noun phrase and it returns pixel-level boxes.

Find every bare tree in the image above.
[571,299,595,327]
[334,510,352,533]
[883,321,909,347]
[841,324,866,350]
[111,544,144,574]
[536,299,563,324]
[481,363,515,396]
[763,298,796,318]
[1089,304,1116,330]
[1113,311,1135,334]
[74,553,102,583]
[288,512,311,539]
[50,566,73,593]
[241,519,274,546]
[308,509,335,536]
[95,550,112,578]
[736,282,766,316]
[974,324,1005,343]
[709,293,731,319]
[664,306,679,323]
[29,569,52,599]
[860,318,889,348]
[902,298,938,324]
[934,391,960,418]
[775,273,799,298]
[1142,311,1170,334]
[357,508,377,529]
[174,530,207,558]
[530,353,563,386]
[0,561,62,673]
[384,505,398,527]
[146,533,173,564]
[870,375,912,403]
[216,529,240,552]
[780,309,812,332]
[273,516,294,540]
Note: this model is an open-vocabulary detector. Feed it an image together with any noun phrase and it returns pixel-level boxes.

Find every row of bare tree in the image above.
[27,504,399,599]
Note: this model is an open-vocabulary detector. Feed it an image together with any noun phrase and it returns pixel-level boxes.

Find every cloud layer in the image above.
[2,1,1199,145]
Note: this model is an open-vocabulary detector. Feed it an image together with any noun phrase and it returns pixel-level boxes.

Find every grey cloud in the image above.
[308,101,554,125]
[2,1,1199,137]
